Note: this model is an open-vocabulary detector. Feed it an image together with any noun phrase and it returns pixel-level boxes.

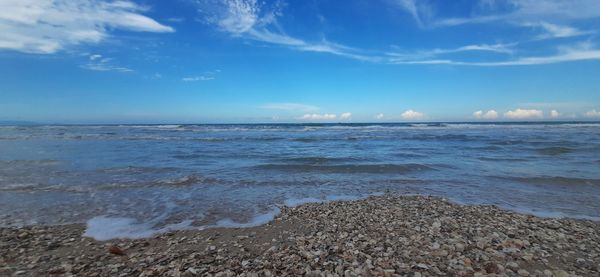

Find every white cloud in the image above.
[392,43,600,66]
[0,0,174,54]
[550,110,561,118]
[182,70,220,82]
[182,76,215,82]
[340,112,352,120]
[387,43,514,63]
[300,113,337,120]
[166,17,185,23]
[436,0,600,27]
[197,0,373,62]
[261,103,319,112]
[391,0,425,26]
[524,22,590,39]
[504,108,544,119]
[448,44,514,54]
[478,45,600,66]
[473,110,499,119]
[81,55,132,72]
[89,54,102,61]
[507,0,600,21]
[401,110,425,120]
[193,0,600,67]
[585,109,600,117]
[376,113,385,119]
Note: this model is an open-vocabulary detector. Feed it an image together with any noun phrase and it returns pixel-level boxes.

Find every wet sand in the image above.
[1,195,599,276]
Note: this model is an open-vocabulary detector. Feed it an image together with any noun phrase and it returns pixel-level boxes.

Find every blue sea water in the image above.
[1,123,599,240]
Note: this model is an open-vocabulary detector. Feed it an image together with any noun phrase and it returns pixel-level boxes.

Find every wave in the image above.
[0,183,90,193]
[536,146,575,156]
[254,163,435,174]
[478,157,529,162]
[171,153,206,160]
[274,156,366,164]
[98,166,177,174]
[494,176,600,186]
[0,175,216,192]
[406,134,483,142]
[0,159,61,167]
[289,136,366,142]
[490,140,526,146]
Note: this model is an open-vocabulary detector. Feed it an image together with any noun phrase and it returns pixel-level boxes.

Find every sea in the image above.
[1,123,599,240]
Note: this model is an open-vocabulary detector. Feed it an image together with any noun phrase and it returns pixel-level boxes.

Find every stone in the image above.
[108,245,125,256]
[484,262,499,274]
[506,262,520,270]
[517,269,530,276]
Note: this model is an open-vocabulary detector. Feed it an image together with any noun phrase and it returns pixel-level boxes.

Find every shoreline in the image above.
[1,195,598,276]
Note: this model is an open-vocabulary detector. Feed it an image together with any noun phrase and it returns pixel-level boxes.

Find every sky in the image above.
[1,0,600,123]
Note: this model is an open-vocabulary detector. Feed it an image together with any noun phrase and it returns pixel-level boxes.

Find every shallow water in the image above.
[1,123,599,239]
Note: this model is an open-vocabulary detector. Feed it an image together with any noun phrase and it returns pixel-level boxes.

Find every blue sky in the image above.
[1,0,600,123]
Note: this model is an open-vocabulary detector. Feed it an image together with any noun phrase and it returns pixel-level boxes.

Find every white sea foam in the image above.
[214,208,281,228]
[83,193,380,240]
[284,197,322,207]
[84,216,193,241]
[84,208,281,240]
[505,207,600,221]
[284,193,383,207]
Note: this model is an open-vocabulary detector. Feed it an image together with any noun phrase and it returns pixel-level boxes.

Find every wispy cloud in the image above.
[196,0,373,62]
[375,113,385,120]
[182,76,214,82]
[166,17,185,23]
[193,0,600,67]
[390,1,600,65]
[261,103,319,112]
[550,110,561,118]
[182,70,220,82]
[340,112,352,120]
[81,54,133,73]
[433,0,600,27]
[391,43,600,66]
[0,0,174,54]
[390,0,429,27]
[524,22,591,40]
[387,43,515,63]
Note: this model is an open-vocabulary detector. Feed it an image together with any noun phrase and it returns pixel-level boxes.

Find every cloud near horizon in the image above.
[585,109,600,117]
[473,110,499,119]
[504,109,544,119]
[401,110,425,120]
[300,113,337,120]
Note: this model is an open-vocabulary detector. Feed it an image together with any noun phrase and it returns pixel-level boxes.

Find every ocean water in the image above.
[1,123,599,240]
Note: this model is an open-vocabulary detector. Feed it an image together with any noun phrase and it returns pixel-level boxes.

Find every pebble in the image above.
[1,195,598,276]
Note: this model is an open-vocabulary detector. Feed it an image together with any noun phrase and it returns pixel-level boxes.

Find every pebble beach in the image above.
[1,195,599,276]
